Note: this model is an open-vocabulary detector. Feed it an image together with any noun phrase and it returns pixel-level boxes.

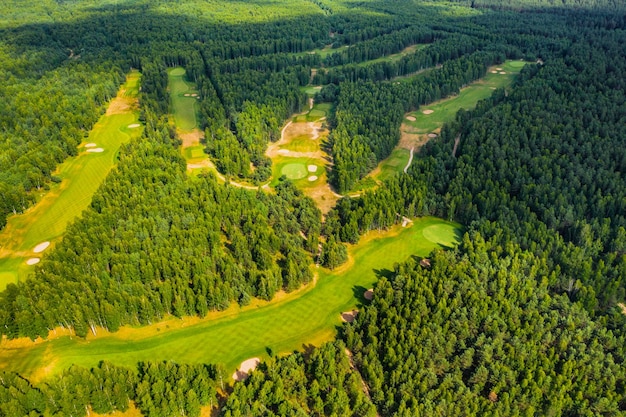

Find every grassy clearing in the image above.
[272,157,325,188]
[404,60,528,134]
[294,102,331,122]
[281,135,319,153]
[0,217,461,381]
[0,72,142,289]
[168,67,198,131]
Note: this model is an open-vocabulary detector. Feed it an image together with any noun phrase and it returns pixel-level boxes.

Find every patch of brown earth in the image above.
[180,129,204,148]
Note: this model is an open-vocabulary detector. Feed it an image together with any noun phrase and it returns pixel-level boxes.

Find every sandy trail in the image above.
[403,147,414,173]
[452,134,461,157]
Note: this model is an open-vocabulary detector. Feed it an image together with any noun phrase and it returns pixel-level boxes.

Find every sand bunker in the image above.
[128,123,140,128]
[308,175,318,182]
[341,310,359,323]
[499,71,506,74]
[191,93,198,97]
[422,109,434,115]
[428,133,437,138]
[364,289,374,301]
[232,357,260,381]
[85,143,97,148]
[278,149,290,156]
[490,70,498,74]
[308,165,318,173]
[406,116,416,122]
[33,241,50,253]
[26,258,40,266]
[183,93,191,97]
[87,148,105,153]
[496,67,503,71]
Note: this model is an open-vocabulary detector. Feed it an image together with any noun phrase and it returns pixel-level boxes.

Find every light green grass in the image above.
[168,67,198,131]
[281,163,308,180]
[0,217,461,380]
[301,86,322,96]
[282,135,319,153]
[0,72,142,289]
[377,148,410,182]
[405,60,529,134]
[272,157,324,188]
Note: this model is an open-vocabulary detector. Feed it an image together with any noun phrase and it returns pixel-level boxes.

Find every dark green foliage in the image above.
[220,341,377,417]
[345,235,626,416]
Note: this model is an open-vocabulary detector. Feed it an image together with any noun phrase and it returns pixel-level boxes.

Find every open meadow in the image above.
[0,217,461,381]
[0,72,142,289]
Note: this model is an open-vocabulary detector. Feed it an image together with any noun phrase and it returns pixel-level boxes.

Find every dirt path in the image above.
[452,133,461,157]
[403,147,414,173]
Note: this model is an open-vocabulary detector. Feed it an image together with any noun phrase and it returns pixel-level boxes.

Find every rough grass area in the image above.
[282,135,319,153]
[0,72,143,289]
[0,217,461,381]
[168,67,198,131]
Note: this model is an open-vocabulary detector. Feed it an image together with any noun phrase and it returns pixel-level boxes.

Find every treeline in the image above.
[343,234,626,415]
[0,361,218,417]
[330,51,499,192]
[221,341,377,417]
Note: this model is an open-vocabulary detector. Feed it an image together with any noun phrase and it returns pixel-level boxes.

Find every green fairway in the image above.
[377,148,411,181]
[404,60,529,134]
[0,72,142,289]
[0,217,461,381]
[294,102,331,122]
[168,67,198,131]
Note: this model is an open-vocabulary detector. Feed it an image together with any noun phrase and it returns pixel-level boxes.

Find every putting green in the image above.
[0,217,461,381]
[281,163,308,180]
[0,72,142,289]
[169,67,186,76]
[422,223,462,247]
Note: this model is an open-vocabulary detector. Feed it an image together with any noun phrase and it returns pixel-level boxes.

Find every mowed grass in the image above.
[271,157,325,188]
[0,72,142,289]
[405,60,529,134]
[377,148,411,182]
[0,217,461,381]
[282,135,319,153]
[168,67,198,131]
[294,102,331,122]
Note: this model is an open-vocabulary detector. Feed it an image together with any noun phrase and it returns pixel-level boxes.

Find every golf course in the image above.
[0,72,143,289]
[363,60,529,188]
[0,217,461,381]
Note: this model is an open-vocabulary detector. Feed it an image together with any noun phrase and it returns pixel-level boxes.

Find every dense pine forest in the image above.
[1,0,626,415]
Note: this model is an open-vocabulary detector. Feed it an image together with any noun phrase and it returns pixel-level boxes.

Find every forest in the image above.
[1,0,626,415]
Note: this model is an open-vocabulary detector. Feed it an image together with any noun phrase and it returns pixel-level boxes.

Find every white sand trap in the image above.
[308,165,318,173]
[406,116,416,121]
[499,71,506,74]
[85,143,97,148]
[191,93,198,97]
[26,258,40,265]
[33,241,50,253]
[308,175,318,182]
[422,109,434,115]
[496,67,503,71]
[364,289,374,300]
[490,70,498,74]
[183,93,191,97]
[232,357,260,381]
[87,148,104,153]
[278,149,290,155]
[428,133,437,138]
[341,310,359,323]
[128,123,140,128]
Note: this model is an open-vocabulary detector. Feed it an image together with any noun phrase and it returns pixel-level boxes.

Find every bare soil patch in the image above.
[33,241,50,253]
[406,116,416,121]
[232,357,260,381]
[179,129,204,148]
[305,182,340,216]
[26,258,40,265]
[364,289,374,300]
[341,310,359,323]
[105,95,137,116]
